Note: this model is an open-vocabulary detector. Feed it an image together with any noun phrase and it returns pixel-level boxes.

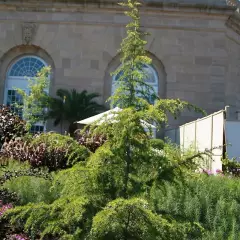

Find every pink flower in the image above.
[0,203,13,216]
[203,169,214,175]
[9,234,30,240]
[15,234,29,240]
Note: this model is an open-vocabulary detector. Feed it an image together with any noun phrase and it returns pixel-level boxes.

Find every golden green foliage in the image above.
[6,197,91,240]
[89,198,198,240]
[110,0,154,108]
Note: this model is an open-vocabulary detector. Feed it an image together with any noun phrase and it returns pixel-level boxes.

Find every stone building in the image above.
[0,0,239,132]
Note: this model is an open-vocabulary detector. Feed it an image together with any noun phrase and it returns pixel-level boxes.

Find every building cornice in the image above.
[226,8,240,35]
[0,0,237,14]
[0,0,239,38]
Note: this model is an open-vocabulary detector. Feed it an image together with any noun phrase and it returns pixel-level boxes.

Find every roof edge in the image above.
[0,0,238,12]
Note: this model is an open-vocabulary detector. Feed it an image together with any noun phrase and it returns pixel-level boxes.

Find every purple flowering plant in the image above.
[7,234,30,240]
[0,200,13,216]
[202,169,214,176]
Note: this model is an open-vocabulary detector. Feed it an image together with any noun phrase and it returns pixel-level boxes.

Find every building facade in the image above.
[0,0,240,131]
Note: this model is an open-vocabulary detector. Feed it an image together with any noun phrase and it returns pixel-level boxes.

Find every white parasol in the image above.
[76,107,156,129]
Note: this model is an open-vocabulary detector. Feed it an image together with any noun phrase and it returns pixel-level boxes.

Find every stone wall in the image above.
[0,0,239,131]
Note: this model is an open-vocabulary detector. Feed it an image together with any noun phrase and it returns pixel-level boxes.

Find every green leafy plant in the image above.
[47,89,105,135]
[15,66,51,131]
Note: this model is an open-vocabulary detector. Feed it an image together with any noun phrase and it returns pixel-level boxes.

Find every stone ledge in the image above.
[226,8,240,35]
[0,0,238,11]
[0,0,237,5]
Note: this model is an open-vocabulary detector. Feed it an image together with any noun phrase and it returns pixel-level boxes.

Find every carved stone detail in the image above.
[22,23,36,45]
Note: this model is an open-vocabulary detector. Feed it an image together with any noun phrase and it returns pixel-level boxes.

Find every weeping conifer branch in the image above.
[109,0,158,109]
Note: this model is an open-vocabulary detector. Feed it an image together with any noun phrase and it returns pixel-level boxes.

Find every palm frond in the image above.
[48,89,105,131]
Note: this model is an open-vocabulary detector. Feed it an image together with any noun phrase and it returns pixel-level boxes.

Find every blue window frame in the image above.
[8,56,45,77]
[112,64,159,104]
[5,56,48,133]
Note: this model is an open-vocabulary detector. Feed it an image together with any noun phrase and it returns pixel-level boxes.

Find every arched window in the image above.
[8,56,46,77]
[4,56,48,133]
[112,64,159,104]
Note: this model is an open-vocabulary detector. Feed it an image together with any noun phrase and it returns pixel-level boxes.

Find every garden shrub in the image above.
[51,163,105,202]
[1,133,90,171]
[5,197,93,240]
[152,175,240,240]
[3,176,56,205]
[0,105,27,147]
[1,143,205,240]
[0,162,54,239]
[0,161,51,187]
[89,198,200,240]
[149,138,165,150]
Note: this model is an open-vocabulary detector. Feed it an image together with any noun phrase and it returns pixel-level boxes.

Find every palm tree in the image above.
[47,89,105,135]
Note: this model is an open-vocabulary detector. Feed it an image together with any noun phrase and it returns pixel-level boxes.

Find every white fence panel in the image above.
[195,116,213,170]
[212,113,225,171]
[180,126,184,147]
[195,117,212,152]
[182,123,196,150]
[166,110,225,172]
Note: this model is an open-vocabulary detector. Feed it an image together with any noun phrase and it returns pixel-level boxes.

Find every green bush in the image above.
[0,161,55,205]
[152,175,240,240]
[149,138,165,150]
[89,198,198,240]
[3,176,55,205]
[5,197,92,240]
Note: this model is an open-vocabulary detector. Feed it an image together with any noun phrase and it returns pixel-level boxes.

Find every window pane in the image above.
[9,56,46,77]
[30,125,45,134]
[6,56,48,132]
[112,64,158,104]
[6,89,23,118]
